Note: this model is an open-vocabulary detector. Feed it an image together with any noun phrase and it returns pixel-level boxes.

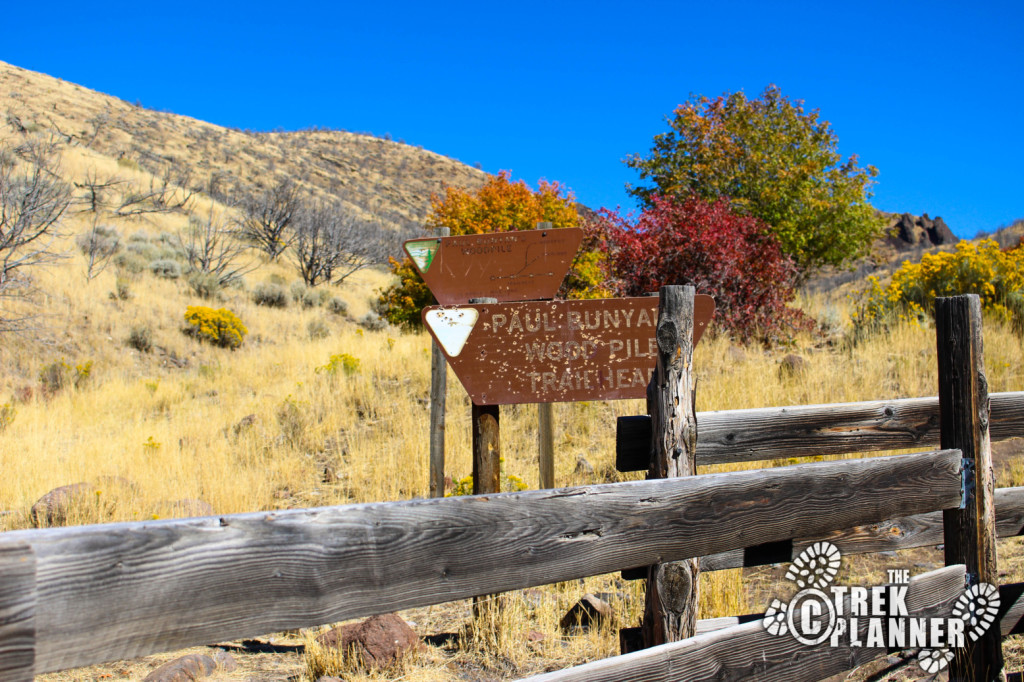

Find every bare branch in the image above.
[73,169,126,213]
[292,200,390,286]
[5,111,28,135]
[176,210,254,293]
[114,164,194,217]
[76,217,121,282]
[0,136,72,330]
[331,217,395,284]
[83,109,111,149]
[235,179,300,260]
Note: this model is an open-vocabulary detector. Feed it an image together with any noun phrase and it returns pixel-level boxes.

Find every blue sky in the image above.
[3,1,1021,238]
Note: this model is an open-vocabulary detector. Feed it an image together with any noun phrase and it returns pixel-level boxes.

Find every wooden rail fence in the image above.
[0,450,964,677]
[527,565,973,682]
[0,292,1021,680]
[616,391,1024,469]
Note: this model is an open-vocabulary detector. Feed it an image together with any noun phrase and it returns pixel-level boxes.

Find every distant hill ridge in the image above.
[0,59,488,233]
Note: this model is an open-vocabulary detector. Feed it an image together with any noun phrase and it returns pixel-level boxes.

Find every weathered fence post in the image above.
[538,403,555,489]
[428,226,450,498]
[642,284,699,647]
[470,297,501,495]
[937,294,1003,680]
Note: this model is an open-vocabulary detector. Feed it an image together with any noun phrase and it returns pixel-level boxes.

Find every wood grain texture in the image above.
[0,449,962,674]
[470,297,501,495]
[524,565,968,682]
[428,341,447,498]
[937,295,1002,680]
[0,543,36,682]
[538,403,555,489]
[472,404,500,494]
[696,391,1024,466]
[699,485,1024,572]
[427,226,450,498]
[644,285,699,646]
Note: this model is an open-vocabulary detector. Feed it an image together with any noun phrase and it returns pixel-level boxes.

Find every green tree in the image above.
[625,84,884,278]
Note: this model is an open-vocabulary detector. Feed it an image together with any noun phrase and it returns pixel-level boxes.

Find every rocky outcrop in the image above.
[885,212,958,250]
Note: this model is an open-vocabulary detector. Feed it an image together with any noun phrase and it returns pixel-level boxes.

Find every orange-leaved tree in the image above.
[377,171,610,327]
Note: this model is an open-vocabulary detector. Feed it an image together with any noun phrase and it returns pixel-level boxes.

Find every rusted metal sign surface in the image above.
[422,295,715,405]
[403,227,583,304]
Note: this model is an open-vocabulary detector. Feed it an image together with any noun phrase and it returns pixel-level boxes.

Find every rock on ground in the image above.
[559,593,614,632]
[316,613,419,669]
[778,354,807,379]
[30,482,92,527]
[141,652,236,681]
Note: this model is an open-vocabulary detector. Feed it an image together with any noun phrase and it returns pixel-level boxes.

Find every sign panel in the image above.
[403,227,584,304]
[423,295,715,405]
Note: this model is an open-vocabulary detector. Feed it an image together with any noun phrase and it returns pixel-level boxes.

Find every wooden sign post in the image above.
[469,298,501,496]
[428,227,450,498]
[535,222,555,490]
[412,225,582,494]
[538,402,555,489]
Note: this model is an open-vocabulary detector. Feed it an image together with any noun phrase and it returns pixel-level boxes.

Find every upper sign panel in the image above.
[403,228,584,304]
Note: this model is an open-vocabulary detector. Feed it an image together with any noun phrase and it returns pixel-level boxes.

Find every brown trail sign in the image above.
[423,296,715,405]
[403,227,583,304]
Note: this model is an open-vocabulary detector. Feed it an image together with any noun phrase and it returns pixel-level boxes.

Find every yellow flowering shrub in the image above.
[183,306,248,349]
[38,359,94,394]
[0,402,14,432]
[853,240,1024,333]
[316,353,360,376]
[446,458,530,496]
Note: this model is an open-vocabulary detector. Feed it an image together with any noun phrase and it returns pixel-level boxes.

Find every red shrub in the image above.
[600,195,812,343]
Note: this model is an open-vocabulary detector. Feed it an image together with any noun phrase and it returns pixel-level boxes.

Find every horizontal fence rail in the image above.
[698,391,1024,466]
[526,565,968,682]
[614,391,1024,471]
[0,450,963,676]
[618,392,1024,472]
[698,485,1024,572]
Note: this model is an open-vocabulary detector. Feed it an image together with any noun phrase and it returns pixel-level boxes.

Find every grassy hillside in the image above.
[0,60,487,231]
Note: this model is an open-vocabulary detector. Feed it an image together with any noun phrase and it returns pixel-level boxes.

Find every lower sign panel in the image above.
[422,296,714,405]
